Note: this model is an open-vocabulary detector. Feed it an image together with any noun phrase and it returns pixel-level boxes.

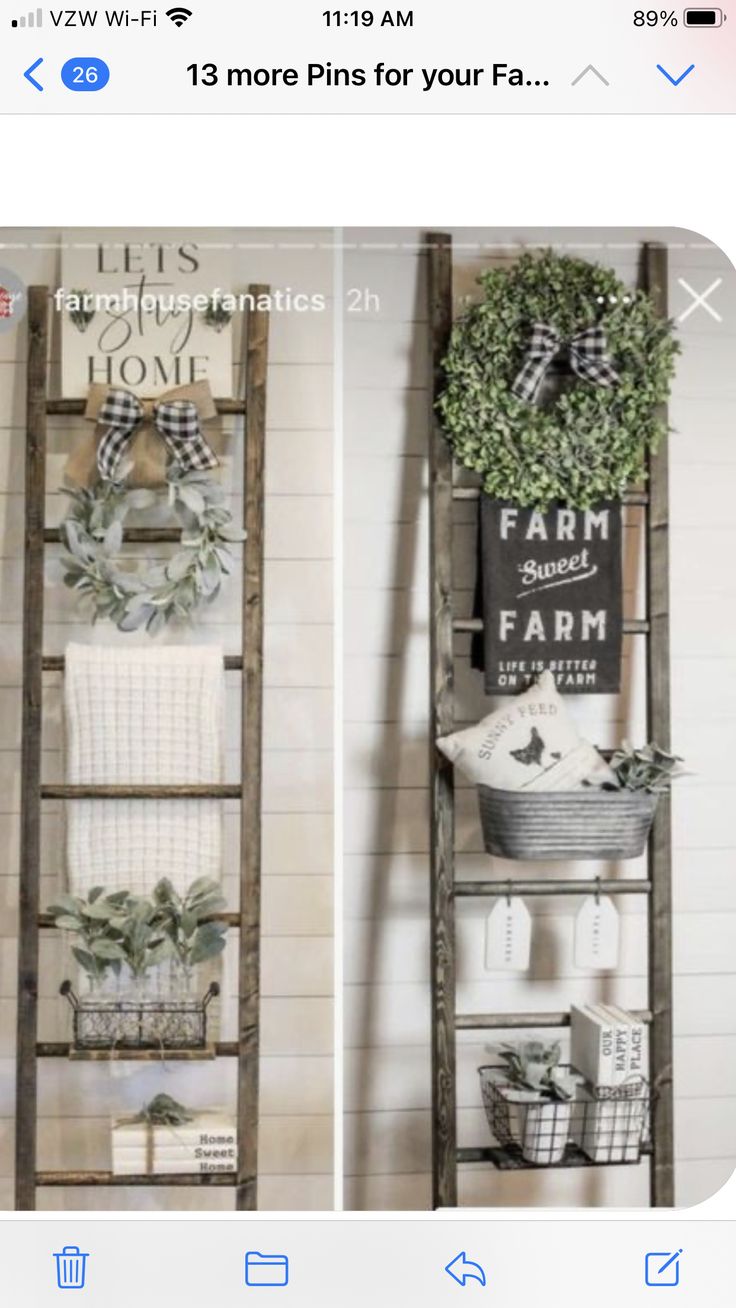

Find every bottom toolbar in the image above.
[3,1220,728,1307]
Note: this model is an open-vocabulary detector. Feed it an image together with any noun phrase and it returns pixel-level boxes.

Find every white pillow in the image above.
[523,740,616,792]
[436,671,615,792]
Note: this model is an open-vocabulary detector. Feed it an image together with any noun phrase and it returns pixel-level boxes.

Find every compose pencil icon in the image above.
[645,1249,683,1287]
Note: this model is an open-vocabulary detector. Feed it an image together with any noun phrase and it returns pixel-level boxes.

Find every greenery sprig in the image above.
[59,465,245,634]
[610,741,685,793]
[47,878,228,988]
[498,1040,576,1102]
[202,295,234,332]
[437,250,680,510]
[129,1094,195,1127]
[151,876,228,973]
[68,288,96,334]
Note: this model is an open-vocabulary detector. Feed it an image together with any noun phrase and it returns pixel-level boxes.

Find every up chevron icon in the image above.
[657,63,695,85]
[571,64,610,86]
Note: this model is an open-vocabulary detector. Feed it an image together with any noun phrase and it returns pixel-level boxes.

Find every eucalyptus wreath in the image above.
[60,465,245,634]
[437,250,680,509]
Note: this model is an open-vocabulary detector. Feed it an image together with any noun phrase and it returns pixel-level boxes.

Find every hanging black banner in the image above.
[474,496,623,695]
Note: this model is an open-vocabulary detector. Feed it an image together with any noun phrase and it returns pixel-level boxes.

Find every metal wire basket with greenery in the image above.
[60,979,220,1051]
[479,1043,650,1168]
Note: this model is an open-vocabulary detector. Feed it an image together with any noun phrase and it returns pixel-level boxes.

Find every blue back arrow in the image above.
[24,58,44,91]
[445,1253,487,1287]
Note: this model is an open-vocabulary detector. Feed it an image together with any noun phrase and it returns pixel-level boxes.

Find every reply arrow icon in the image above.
[445,1253,487,1287]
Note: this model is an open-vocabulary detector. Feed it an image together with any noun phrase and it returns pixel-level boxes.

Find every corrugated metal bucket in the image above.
[477,787,659,860]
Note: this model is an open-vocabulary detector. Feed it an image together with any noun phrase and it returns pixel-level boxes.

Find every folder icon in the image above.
[245,1252,289,1287]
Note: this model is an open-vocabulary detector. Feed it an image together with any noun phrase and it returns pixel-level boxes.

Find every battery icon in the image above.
[683,7,724,23]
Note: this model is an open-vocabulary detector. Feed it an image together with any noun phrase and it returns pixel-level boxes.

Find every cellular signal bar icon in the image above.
[12,6,43,25]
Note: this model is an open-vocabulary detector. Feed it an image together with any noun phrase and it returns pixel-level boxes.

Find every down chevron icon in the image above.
[657,63,696,85]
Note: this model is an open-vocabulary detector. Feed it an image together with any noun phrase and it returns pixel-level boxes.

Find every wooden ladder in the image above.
[14,284,270,1210]
[427,234,674,1208]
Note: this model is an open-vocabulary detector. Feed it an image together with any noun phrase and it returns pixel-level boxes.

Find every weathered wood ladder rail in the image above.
[427,234,674,1208]
[14,284,269,1210]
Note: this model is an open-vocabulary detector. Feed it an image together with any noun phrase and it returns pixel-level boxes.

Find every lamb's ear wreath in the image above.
[437,250,679,511]
[60,466,245,634]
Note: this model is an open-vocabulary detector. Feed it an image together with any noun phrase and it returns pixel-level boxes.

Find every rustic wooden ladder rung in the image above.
[42,654,246,671]
[39,785,243,799]
[15,284,270,1210]
[38,912,241,929]
[36,1042,240,1059]
[44,528,200,543]
[35,1170,240,1187]
[427,233,674,1208]
[455,1009,653,1031]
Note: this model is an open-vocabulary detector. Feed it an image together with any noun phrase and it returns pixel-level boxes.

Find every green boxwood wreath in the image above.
[437,250,680,510]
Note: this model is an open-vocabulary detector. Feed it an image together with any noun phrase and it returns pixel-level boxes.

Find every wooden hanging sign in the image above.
[60,229,233,397]
[477,497,623,695]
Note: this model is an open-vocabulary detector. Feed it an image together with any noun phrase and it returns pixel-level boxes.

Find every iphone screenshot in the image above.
[0,0,734,1304]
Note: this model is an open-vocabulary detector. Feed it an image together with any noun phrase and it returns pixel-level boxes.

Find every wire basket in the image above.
[477,787,659,860]
[60,979,220,1051]
[479,1065,650,1167]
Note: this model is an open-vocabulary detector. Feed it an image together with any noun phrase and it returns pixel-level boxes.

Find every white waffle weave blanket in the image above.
[65,643,224,895]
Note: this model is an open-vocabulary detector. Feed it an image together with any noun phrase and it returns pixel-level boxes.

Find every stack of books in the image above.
[570,1003,648,1087]
[570,1004,648,1163]
[112,1112,237,1175]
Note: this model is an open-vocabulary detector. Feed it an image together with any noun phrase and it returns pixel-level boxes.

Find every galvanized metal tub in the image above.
[477,787,659,861]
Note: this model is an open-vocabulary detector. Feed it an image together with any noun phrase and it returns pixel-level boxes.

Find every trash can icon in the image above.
[54,1246,89,1290]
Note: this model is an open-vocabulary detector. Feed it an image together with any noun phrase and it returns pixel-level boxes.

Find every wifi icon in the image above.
[166,5,192,24]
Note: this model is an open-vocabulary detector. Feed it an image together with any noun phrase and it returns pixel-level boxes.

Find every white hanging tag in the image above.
[574,893,620,970]
[484,897,532,971]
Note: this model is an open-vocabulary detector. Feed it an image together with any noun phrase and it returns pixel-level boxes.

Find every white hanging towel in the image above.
[64,642,225,896]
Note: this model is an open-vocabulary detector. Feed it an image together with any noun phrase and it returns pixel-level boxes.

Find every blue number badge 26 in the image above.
[61,57,110,91]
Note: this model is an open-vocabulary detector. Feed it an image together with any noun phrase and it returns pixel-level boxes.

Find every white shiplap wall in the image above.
[0,228,333,1210]
[343,227,736,1210]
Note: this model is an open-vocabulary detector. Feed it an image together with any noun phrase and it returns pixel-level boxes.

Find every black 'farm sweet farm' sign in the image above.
[476,497,623,695]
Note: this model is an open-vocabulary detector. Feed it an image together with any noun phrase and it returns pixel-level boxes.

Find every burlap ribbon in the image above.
[65,381,223,489]
[96,389,218,482]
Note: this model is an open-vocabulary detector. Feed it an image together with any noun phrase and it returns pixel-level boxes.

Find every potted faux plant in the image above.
[151,876,228,995]
[48,881,226,1050]
[480,1041,577,1165]
[47,887,137,992]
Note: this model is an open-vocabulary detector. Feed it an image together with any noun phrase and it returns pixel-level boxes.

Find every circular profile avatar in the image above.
[0,266,28,335]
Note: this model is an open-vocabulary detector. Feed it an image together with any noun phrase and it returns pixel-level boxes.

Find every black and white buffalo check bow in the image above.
[511,322,619,404]
[96,389,219,481]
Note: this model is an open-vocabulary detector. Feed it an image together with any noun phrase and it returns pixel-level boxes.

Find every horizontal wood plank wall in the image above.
[0,229,334,1211]
[343,227,736,1211]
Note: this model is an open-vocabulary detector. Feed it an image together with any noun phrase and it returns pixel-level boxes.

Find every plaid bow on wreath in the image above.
[96,388,219,481]
[511,322,619,404]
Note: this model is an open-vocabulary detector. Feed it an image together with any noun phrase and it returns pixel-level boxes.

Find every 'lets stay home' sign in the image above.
[477,498,623,695]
